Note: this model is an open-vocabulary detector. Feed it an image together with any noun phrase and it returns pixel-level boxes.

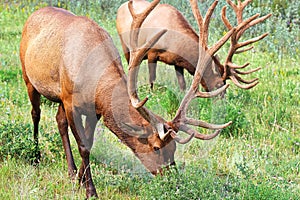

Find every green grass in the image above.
[0,1,299,199]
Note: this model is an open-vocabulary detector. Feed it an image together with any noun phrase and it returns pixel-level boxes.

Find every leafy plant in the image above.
[138,83,180,117]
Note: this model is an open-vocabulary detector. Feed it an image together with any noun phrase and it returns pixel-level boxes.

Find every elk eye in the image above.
[153,146,160,154]
[138,137,148,144]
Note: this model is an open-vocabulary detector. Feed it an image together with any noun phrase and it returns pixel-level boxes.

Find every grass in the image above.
[0,1,299,199]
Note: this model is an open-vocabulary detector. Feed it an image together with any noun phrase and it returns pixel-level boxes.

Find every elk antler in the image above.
[221,0,272,89]
[127,0,168,137]
[168,0,233,143]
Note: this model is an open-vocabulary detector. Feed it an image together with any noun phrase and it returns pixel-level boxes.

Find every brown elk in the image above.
[117,0,199,91]
[117,0,271,91]
[20,0,269,198]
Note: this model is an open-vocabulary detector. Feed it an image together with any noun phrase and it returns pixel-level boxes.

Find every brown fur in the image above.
[20,7,176,198]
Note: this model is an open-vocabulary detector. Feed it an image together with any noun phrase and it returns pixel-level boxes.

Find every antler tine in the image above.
[235,46,253,54]
[237,13,272,40]
[222,0,271,89]
[229,75,258,89]
[196,83,229,98]
[227,62,250,69]
[169,130,194,144]
[179,125,226,140]
[190,0,219,50]
[202,1,218,49]
[236,32,269,49]
[235,67,261,75]
[189,0,203,34]
[234,74,258,84]
[128,0,160,49]
[127,0,168,133]
[222,6,232,30]
[185,118,232,129]
[168,0,233,143]
[226,0,252,23]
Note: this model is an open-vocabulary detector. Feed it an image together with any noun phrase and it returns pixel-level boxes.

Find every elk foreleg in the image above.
[174,66,186,91]
[56,103,77,178]
[64,105,98,198]
[78,115,98,187]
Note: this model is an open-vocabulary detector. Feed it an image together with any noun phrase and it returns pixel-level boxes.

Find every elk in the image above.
[20,0,269,198]
[117,0,199,91]
[117,0,271,91]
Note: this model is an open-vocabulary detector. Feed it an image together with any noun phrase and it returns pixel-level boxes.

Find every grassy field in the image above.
[0,0,299,199]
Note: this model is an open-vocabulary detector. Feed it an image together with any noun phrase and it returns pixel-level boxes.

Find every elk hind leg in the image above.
[148,53,158,90]
[26,82,41,164]
[175,65,186,91]
[120,38,130,64]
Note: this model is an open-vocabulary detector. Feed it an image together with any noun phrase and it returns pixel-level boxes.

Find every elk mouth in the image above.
[151,161,177,176]
[214,81,227,98]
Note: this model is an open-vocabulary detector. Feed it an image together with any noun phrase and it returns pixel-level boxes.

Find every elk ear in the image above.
[137,137,148,144]
[214,54,220,60]
[157,123,174,141]
[156,123,166,140]
[213,54,225,76]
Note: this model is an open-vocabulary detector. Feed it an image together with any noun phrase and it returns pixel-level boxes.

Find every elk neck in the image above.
[94,61,152,151]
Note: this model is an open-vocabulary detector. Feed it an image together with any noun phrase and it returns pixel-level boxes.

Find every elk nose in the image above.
[215,82,224,89]
[215,82,226,98]
[169,161,176,166]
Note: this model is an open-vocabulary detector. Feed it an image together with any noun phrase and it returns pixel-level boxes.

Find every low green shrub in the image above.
[0,120,36,162]
[0,119,64,163]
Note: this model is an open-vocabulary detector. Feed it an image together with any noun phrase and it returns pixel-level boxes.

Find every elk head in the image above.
[197,0,271,90]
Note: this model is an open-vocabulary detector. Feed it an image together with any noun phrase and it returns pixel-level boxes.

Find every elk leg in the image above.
[64,105,98,198]
[26,82,41,164]
[78,115,98,186]
[148,53,158,90]
[56,103,77,178]
[174,65,186,91]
